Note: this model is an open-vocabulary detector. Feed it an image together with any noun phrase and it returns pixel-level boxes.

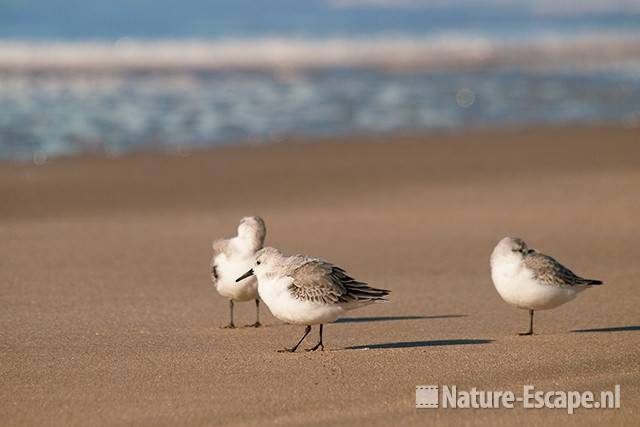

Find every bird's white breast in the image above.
[257,275,346,325]
[490,254,578,311]
[214,242,258,302]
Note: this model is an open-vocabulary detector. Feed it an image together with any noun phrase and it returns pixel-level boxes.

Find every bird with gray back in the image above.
[236,247,390,352]
[211,216,266,328]
[490,237,603,335]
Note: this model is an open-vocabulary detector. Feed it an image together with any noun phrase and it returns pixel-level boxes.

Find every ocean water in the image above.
[1,0,639,162]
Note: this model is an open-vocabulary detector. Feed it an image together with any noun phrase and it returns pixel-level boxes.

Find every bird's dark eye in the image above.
[256,261,261,265]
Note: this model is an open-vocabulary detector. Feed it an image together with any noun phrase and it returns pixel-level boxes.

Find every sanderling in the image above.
[490,237,603,335]
[236,247,390,352]
[210,216,266,328]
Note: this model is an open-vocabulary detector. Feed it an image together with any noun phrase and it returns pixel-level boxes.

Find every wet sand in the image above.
[1,126,639,426]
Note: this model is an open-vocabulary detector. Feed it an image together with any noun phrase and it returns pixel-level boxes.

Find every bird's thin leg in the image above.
[221,300,236,329]
[279,325,312,353]
[244,298,262,328]
[305,324,325,351]
[519,310,534,336]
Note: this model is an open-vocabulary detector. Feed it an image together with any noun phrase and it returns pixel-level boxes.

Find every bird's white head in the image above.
[254,247,285,276]
[235,246,284,283]
[491,236,529,263]
[237,216,266,246]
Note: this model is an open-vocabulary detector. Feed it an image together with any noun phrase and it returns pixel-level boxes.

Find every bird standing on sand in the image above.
[210,216,266,328]
[236,247,390,352]
[490,237,603,335]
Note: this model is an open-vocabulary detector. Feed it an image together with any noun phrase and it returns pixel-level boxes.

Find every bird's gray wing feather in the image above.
[287,257,390,304]
[524,251,602,287]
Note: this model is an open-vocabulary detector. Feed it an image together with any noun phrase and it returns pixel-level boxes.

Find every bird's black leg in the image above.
[279,325,312,352]
[221,300,236,329]
[244,298,262,328]
[305,324,325,351]
[519,310,534,336]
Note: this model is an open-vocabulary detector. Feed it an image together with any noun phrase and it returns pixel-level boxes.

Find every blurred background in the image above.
[1,0,639,162]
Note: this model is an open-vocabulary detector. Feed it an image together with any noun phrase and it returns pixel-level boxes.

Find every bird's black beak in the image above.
[236,269,254,283]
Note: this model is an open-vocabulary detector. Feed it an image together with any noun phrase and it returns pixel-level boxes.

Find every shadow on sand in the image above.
[334,314,466,324]
[346,339,493,350]
[571,326,640,333]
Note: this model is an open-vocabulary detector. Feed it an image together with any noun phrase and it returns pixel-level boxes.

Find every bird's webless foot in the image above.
[518,331,533,336]
[243,322,262,328]
[220,323,236,329]
[305,343,324,352]
[278,347,297,353]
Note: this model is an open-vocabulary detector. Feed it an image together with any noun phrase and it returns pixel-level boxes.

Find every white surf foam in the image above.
[1,32,639,72]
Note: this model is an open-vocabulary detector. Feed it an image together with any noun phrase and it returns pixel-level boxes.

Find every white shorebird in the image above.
[236,247,390,352]
[490,237,603,335]
[210,216,266,328]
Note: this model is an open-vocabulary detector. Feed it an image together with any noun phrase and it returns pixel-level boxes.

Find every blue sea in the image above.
[1,0,639,162]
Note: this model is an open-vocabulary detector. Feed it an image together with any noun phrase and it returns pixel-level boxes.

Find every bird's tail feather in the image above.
[345,281,390,301]
[577,278,603,286]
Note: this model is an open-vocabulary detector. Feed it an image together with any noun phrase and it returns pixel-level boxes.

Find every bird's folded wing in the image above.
[287,258,349,304]
[288,257,389,304]
[524,251,601,287]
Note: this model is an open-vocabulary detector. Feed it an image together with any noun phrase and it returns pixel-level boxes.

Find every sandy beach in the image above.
[1,125,639,426]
